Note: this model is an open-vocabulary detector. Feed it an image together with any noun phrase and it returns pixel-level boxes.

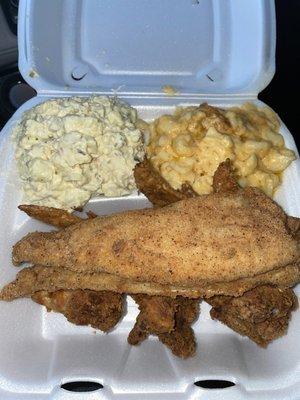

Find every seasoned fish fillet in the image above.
[13,188,299,286]
[1,263,300,301]
[135,157,300,347]
[32,290,124,332]
[1,159,299,356]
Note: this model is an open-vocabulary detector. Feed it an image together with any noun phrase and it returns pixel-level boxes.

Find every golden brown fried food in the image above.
[208,161,299,345]
[158,297,199,358]
[18,205,121,332]
[0,265,197,300]
[2,263,300,301]
[1,160,299,357]
[135,157,300,348]
[18,204,82,228]
[207,285,298,346]
[134,158,197,208]
[19,205,98,229]
[128,295,199,358]
[12,188,299,287]
[128,296,175,345]
[212,159,239,194]
[197,103,232,133]
[32,290,124,332]
[287,216,300,240]
[130,294,179,334]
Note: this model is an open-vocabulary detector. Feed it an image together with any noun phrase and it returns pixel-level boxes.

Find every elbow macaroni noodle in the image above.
[147,103,296,197]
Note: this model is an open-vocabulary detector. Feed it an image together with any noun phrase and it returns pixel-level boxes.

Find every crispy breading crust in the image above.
[207,285,298,346]
[0,158,298,357]
[32,289,124,332]
[128,295,199,358]
[18,205,82,228]
[134,158,197,208]
[158,297,199,358]
[1,263,299,301]
[212,158,239,194]
[12,189,299,286]
[19,205,98,229]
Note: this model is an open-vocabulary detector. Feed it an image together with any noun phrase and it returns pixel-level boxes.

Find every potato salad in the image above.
[13,96,145,211]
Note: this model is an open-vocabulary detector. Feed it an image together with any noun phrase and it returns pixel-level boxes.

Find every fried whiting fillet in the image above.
[2,263,300,301]
[17,206,124,332]
[32,290,124,332]
[15,205,200,354]
[207,285,298,346]
[11,205,200,355]
[134,158,300,347]
[128,295,199,358]
[12,191,299,289]
[1,160,300,355]
[3,160,299,297]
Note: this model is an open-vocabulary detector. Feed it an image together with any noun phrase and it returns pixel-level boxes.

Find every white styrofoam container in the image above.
[0,1,299,399]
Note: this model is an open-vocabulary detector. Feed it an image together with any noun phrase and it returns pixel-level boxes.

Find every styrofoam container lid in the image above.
[18,0,276,97]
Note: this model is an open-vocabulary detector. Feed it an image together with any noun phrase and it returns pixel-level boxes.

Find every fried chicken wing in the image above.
[128,295,200,358]
[207,285,298,346]
[134,158,197,208]
[158,297,199,358]
[130,294,179,334]
[212,159,239,194]
[32,289,124,332]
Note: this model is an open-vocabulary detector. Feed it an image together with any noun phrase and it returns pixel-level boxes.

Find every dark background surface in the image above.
[0,0,299,149]
[259,0,299,147]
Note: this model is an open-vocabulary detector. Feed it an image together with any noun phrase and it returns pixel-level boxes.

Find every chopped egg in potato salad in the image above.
[147,103,296,197]
[14,96,144,211]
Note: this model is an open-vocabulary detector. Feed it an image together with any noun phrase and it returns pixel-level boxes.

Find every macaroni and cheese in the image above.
[147,103,295,197]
